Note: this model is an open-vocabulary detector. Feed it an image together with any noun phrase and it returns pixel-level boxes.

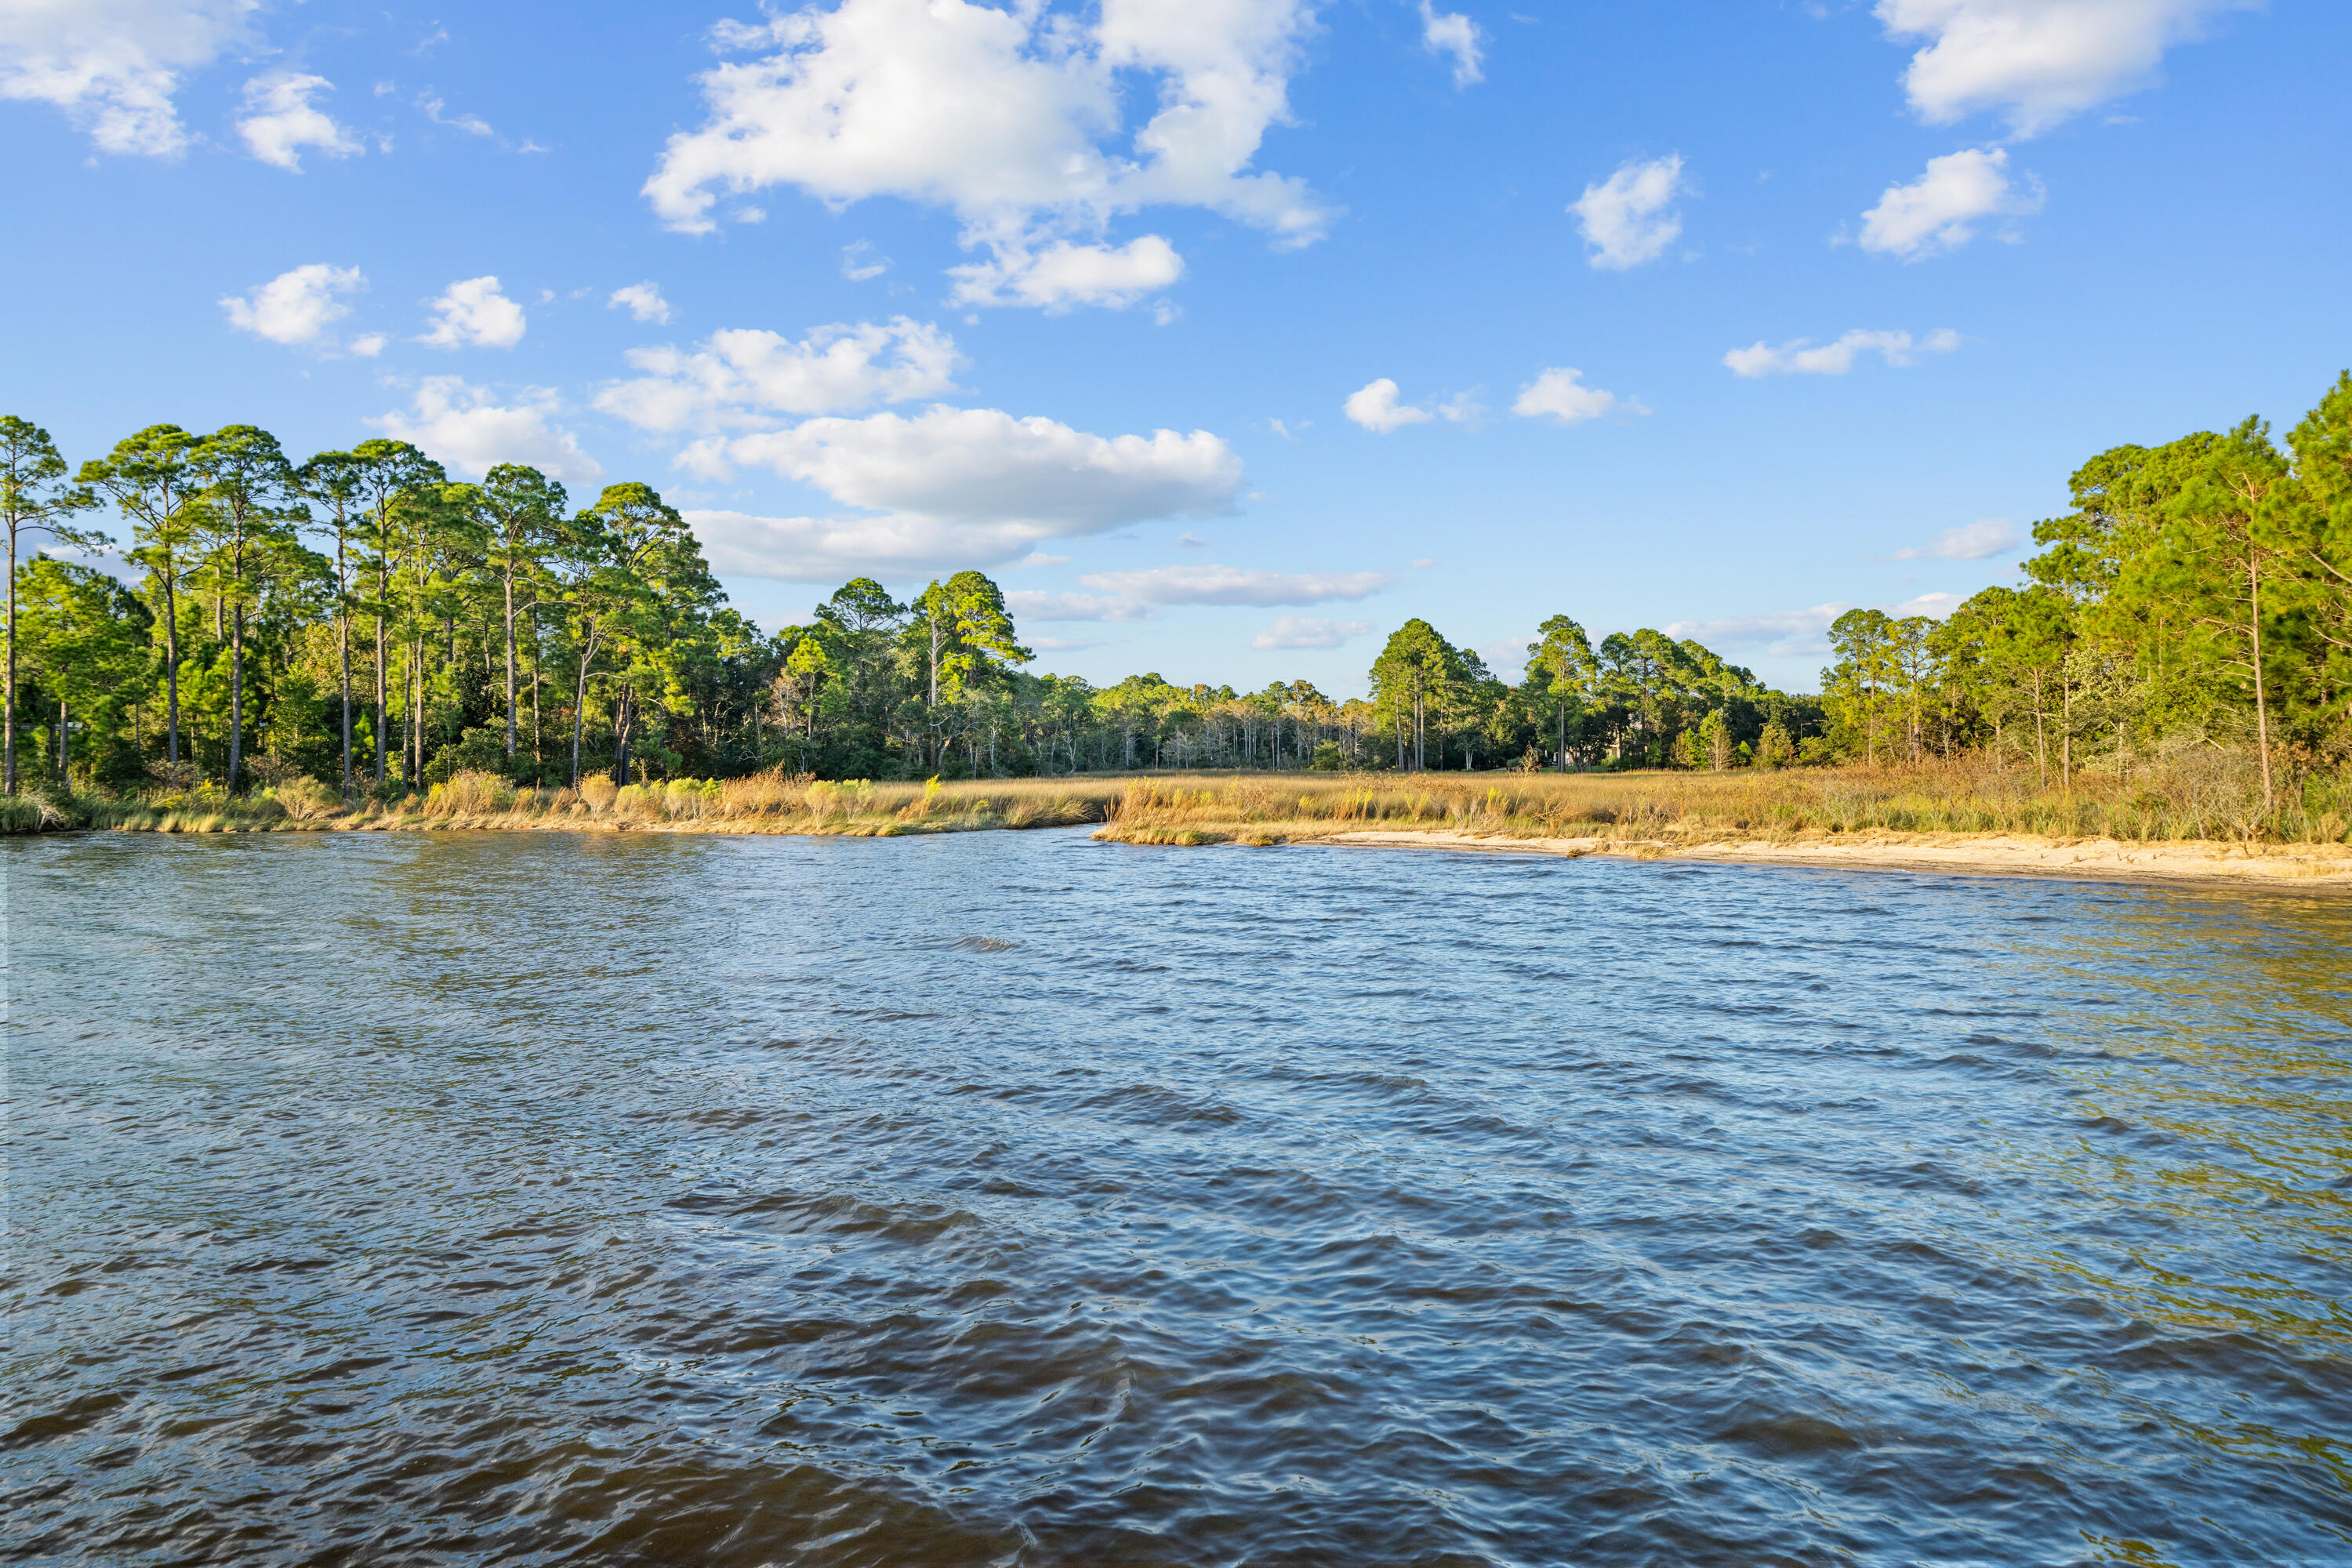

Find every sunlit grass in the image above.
[22,748,2352,851]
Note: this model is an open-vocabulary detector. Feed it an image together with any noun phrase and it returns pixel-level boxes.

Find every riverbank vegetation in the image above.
[2,372,2348,845]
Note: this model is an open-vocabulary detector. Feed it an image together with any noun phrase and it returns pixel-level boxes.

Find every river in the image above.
[7,829,2350,1565]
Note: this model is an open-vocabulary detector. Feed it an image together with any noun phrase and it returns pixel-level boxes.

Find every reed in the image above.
[17,745,2345,851]
[1092,750,2352,849]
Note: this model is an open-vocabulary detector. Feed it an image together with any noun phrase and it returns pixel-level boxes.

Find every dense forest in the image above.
[2,372,2347,798]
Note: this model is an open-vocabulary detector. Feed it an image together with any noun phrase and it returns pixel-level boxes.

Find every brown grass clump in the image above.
[1089,752,2352,849]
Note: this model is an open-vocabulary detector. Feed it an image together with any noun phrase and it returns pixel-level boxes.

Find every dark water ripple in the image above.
[6,829,2352,1566]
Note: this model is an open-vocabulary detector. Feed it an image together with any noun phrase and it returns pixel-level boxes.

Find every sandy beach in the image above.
[1307,829,2352,889]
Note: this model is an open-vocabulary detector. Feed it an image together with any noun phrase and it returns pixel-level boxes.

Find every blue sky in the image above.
[5,0,2345,695]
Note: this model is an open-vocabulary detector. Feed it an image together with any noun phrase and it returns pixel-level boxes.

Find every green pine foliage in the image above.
[8,376,2351,810]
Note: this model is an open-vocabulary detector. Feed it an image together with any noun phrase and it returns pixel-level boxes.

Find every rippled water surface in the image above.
[9,829,2352,1566]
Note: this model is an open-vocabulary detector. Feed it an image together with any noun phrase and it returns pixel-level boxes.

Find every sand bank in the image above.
[1308,829,2352,889]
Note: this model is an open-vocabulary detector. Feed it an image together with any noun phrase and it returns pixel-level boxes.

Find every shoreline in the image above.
[51,811,2352,888]
[1303,827,2352,889]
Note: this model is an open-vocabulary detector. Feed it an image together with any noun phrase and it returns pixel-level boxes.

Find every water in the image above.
[7,829,2351,1566]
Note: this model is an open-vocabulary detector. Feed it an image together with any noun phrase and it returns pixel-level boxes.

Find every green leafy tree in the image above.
[474,464,568,764]
[189,426,300,792]
[1526,614,1597,768]
[347,440,448,783]
[17,557,149,786]
[911,570,1030,768]
[1,416,103,792]
[79,424,202,770]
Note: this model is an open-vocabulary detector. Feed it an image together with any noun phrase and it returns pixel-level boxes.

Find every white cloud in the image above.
[700,406,1243,524]
[608,281,673,324]
[1877,0,2252,138]
[595,318,960,433]
[840,241,890,281]
[1344,378,1433,433]
[677,405,1245,582]
[372,377,604,486]
[1724,328,1961,377]
[1004,590,1156,622]
[1076,563,1394,606]
[419,275,527,349]
[1667,603,1851,657]
[1670,591,1967,655]
[1891,518,2020,560]
[235,72,361,171]
[1571,153,1686,270]
[1254,615,1372,650]
[417,90,492,136]
[642,0,1331,308]
[350,333,387,358]
[949,234,1184,310]
[0,0,255,156]
[1511,367,1621,424]
[1859,146,2042,259]
[1418,1,1483,87]
[220,263,367,347]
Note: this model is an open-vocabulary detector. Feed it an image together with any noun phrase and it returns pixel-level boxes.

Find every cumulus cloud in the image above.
[372,377,604,486]
[1004,590,1156,622]
[1076,563,1393,607]
[699,406,1242,521]
[840,241,889,281]
[0,0,255,157]
[1571,154,1686,270]
[1254,615,1372,650]
[1669,591,1967,656]
[608,281,673,325]
[1890,518,2020,560]
[1859,147,2042,259]
[641,0,1331,308]
[1511,367,1622,425]
[1877,0,2252,138]
[235,72,361,170]
[1724,328,1960,377]
[597,318,960,434]
[948,234,1184,310]
[419,275,527,349]
[1344,378,1432,433]
[677,406,1245,582]
[1418,1,1483,87]
[220,263,366,347]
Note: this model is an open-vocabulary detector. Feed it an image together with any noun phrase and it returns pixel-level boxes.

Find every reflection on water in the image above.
[7,829,2350,1566]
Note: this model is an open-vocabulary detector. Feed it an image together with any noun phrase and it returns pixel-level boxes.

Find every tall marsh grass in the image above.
[1098,750,2352,848]
[14,746,2347,849]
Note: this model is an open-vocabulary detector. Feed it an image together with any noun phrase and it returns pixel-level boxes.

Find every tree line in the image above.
[0,412,1831,795]
[5,376,2343,797]
[1812,373,2352,805]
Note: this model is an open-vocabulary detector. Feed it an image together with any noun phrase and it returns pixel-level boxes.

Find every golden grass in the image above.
[54,749,2352,855]
[1091,753,2352,850]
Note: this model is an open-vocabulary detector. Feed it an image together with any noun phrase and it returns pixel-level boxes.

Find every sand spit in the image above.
[1304,828,2352,889]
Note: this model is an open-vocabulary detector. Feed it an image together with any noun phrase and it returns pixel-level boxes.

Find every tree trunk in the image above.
[56,698,67,786]
[373,603,387,784]
[504,567,517,760]
[2251,552,2274,811]
[337,533,352,795]
[227,604,245,793]
[161,563,180,766]
[4,530,15,793]
[571,655,589,788]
